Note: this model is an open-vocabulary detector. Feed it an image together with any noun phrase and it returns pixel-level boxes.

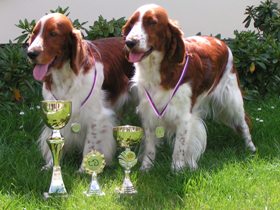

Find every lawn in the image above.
[0,94,280,209]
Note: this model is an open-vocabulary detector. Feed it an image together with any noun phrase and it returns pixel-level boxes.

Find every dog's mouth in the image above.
[128,47,153,63]
[32,58,55,81]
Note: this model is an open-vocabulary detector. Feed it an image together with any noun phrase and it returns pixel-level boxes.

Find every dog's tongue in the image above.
[128,52,145,63]
[33,64,49,81]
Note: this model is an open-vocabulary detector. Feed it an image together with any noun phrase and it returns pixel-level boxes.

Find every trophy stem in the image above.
[48,138,64,167]
[85,172,105,196]
[44,137,67,198]
[51,129,62,140]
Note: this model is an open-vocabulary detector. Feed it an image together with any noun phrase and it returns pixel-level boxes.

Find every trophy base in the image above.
[116,172,137,195]
[83,190,105,197]
[83,172,105,197]
[43,192,68,200]
[43,166,68,199]
[115,187,137,195]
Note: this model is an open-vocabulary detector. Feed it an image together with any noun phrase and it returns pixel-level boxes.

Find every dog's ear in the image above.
[122,11,140,39]
[69,29,85,74]
[167,20,185,64]
[122,20,132,39]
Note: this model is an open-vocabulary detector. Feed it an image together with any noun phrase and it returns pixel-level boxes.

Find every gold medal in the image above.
[82,150,105,175]
[71,122,81,133]
[155,126,165,138]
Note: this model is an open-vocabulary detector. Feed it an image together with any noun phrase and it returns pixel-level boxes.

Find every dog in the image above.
[122,4,256,172]
[27,13,134,171]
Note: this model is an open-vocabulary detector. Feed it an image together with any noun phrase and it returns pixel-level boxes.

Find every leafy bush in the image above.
[228,31,280,96]
[0,43,41,104]
[14,19,36,44]
[85,16,126,40]
[227,0,280,97]
[243,0,280,39]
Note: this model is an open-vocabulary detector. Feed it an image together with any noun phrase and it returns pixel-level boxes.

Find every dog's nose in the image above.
[125,40,137,49]
[27,50,40,60]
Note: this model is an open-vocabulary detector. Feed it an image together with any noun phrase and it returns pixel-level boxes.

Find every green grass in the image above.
[0,95,280,209]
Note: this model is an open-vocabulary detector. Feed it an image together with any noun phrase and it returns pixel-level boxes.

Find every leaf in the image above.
[256,61,266,70]
[14,34,28,43]
[108,24,114,34]
[13,88,22,101]
[249,62,256,73]
[244,18,252,28]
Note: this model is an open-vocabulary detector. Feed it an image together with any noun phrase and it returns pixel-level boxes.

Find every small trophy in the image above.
[82,150,106,196]
[40,100,71,198]
[113,125,143,194]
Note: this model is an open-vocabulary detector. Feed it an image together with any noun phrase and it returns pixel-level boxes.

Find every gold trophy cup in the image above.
[40,100,71,198]
[113,125,143,194]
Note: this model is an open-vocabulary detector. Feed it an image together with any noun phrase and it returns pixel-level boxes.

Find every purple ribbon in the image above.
[81,69,97,107]
[51,69,97,108]
[144,55,190,118]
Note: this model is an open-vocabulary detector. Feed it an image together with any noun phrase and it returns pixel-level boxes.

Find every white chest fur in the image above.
[134,51,193,131]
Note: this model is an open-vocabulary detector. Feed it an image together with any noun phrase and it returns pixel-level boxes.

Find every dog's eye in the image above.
[147,18,158,26]
[49,31,57,37]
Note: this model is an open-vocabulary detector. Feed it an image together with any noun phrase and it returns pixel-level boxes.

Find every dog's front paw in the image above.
[171,160,196,173]
[171,160,185,172]
[140,161,153,172]
[246,141,257,153]
[41,163,52,171]
[77,166,85,174]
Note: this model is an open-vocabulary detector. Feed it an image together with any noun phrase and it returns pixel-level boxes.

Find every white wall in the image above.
[0,0,262,43]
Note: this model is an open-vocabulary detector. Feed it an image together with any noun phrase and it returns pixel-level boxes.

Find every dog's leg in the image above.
[211,71,256,152]
[39,126,53,170]
[171,115,207,172]
[235,115,256,152]
[139,127,159,171]
[79,115,116,172]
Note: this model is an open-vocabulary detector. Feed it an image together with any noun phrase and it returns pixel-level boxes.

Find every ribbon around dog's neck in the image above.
[51,68,97,108]
[80,69,97,108]
[144,54,190,119]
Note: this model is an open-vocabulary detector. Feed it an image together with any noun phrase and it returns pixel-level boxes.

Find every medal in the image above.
[82,150,105,175]
[71,122,81,133]
[155,126,165,138]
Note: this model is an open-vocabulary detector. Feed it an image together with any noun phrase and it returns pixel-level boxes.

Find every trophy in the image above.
[82,150,106,196]
[40,100,71,198]
[113,125,143,194]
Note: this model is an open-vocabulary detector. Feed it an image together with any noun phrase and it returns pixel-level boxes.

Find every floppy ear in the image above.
[167,20,185,64]
[69,29,85,74]
[122,20,132,39]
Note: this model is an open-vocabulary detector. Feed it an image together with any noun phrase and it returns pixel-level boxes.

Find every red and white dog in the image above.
[123,4,256,171]
[28,13,134,171]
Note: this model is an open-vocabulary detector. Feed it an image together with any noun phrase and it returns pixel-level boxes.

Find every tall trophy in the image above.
[40,100,71,198]
[113,125,143,194]
[82,150,106,196]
